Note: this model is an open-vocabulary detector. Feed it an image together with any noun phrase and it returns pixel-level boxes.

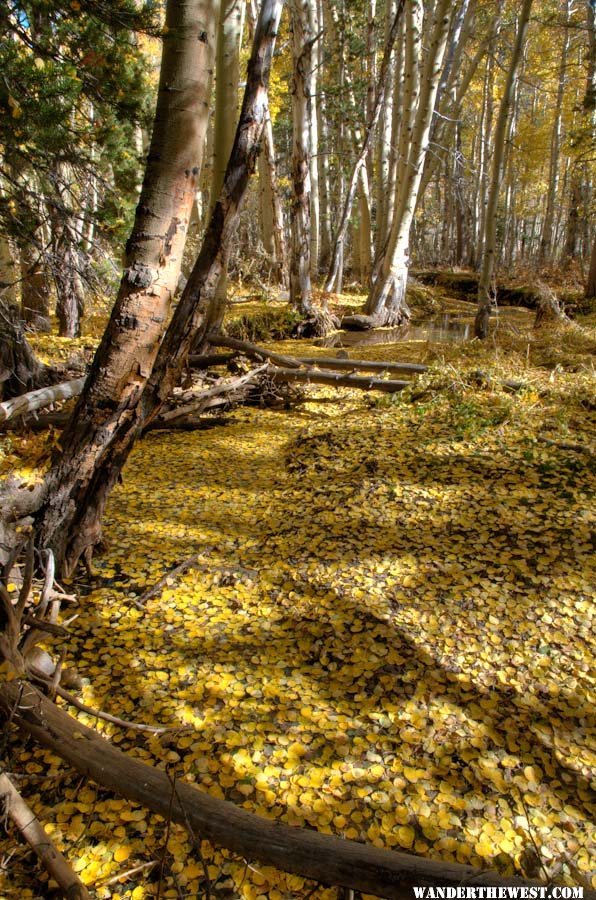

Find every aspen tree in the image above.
[289,0,315,314]
[475,0,533,339]
[205,0,245,334]
[365,0,453,326]
[36,0,219,574]
[539,0,570,262]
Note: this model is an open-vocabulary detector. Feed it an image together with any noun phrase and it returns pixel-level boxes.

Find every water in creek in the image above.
[317,313,471,348]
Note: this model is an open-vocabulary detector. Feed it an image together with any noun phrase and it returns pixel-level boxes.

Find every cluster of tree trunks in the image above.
[31,0,281,578]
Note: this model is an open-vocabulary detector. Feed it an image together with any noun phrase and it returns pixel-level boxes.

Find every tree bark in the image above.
[20,242,51,328]
[206,0,245,335]
[0,235,19,304]
[475,0,533,338]
[539,0,570,263]
[34,0,218,576]
[258,101,288,285]
[308,0,320,275]
[289,0,314,314]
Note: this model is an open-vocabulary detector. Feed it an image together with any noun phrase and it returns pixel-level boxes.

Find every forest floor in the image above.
[0,289,595,899]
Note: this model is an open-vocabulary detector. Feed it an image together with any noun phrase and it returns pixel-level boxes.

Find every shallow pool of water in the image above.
[317,314,471,348]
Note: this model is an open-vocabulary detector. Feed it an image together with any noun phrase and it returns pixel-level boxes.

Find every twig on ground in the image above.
[97,859,158,887]
[130,552,258,611]
[0,771,91,899]
[34,677,189,734]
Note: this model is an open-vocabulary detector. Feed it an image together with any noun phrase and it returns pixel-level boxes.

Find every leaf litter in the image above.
[1,311,595,898]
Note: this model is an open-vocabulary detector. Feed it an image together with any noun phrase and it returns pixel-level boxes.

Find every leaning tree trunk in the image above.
[34,0,218,576]
[34,0,282,579]
[539,0,569,264]
[142,0,285,417]
[365,0,452,326]
[475,0,533,338]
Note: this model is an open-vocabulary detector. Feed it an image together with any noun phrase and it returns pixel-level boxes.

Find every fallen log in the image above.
[271,368,409,393]
[1,680,578,900]
[0,771,91,899]
[188,352,236,369]
[298,357,427,375]
[0,378,85,424]
[205,334,303,368]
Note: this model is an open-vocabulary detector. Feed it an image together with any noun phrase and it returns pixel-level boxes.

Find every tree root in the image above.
[292,306,340,338]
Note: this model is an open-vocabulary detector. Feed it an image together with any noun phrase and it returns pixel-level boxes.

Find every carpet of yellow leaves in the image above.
[1,311,595,898]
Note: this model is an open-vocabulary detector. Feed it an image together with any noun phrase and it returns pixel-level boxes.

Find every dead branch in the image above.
[130,553,258,611]
[21,615,69,637]
[157,365,268,425]
[298,357,427,375]
[188,353,236,369]
[205,334,303,369]
[0,378,85,424]
[1,680,582,900]
[0,771,91,899]
[31,677,188,735]
[271,368,409,393]
[132,554,205,608]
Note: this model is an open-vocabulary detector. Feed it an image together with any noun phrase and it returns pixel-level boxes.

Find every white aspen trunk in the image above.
[258,103,288,285]
[475,43,496,268]
[324,0,405,293]
[375,0,398,253]
[381,16,405,256]
[475,0,533,338]
[501,61,523,267]
[247,0,287,284]
[418,3,490,217]
[208,0,245,331]
[308,0,320,275]
[290,0,313,313]
[539,8,569,262]
[258,134,275,258]
[358,176,373,283]
[316,0,332,269]
[366,0,452,325]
